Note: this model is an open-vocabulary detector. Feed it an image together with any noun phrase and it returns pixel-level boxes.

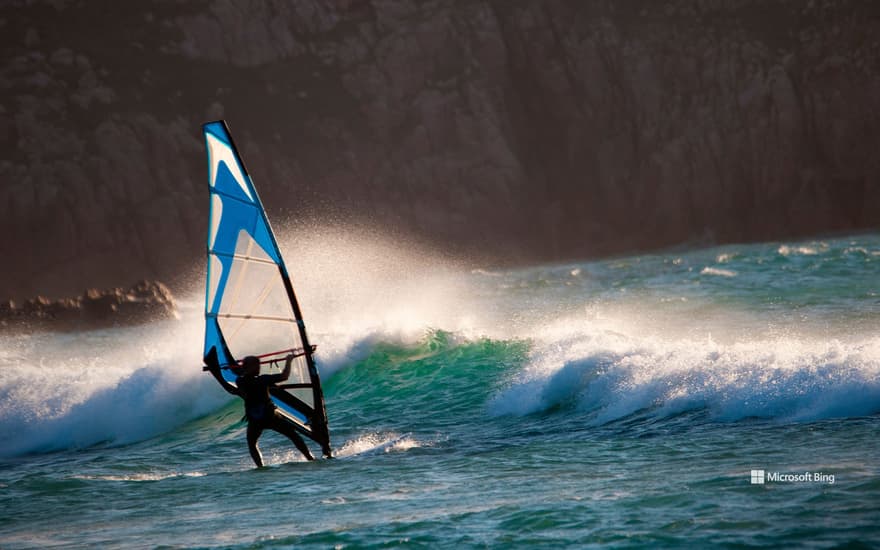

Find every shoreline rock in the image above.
[0,280,178,332]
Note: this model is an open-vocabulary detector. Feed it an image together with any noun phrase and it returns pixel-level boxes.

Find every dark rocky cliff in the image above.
[2,0,879,299]
[0,279,177,331]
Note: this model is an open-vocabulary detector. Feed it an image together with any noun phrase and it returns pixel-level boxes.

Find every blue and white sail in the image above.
[202,120,331,456]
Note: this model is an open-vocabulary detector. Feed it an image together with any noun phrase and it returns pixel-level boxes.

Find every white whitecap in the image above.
[700,266,737,277]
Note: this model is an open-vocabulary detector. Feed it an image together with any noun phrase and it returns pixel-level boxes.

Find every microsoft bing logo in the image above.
[749,469,835,484]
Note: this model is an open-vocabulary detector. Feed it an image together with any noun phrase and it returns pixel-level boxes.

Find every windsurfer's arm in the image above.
[261,354,295,384]
[205,360,239,396]
[211,369,240,395]
[204,347,239,395]
[278,353,293,382]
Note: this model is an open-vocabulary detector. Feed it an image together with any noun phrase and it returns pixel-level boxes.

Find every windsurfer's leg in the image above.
[270,413,315,461]
[246,421,265,467]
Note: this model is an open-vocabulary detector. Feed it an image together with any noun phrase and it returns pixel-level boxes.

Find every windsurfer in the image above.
[206,353,315,466]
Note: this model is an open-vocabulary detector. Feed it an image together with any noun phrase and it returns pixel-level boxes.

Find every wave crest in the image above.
[490,332,880,424]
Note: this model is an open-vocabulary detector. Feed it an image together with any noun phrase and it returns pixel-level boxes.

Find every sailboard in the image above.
[201,120,331,457]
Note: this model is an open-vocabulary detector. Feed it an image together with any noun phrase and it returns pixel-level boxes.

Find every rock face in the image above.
[0,280,178,331]
[1,0,879,299]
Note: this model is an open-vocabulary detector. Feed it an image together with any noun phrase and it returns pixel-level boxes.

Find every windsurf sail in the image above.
[201,120,331,457]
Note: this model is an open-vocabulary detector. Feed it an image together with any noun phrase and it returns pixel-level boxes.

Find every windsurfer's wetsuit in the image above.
[206,354,314,467]
[236,372,314,466]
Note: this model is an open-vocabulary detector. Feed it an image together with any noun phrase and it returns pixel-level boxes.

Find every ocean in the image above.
[1,231,879,548]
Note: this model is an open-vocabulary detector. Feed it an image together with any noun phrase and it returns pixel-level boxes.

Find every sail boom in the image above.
[207,313,296,322]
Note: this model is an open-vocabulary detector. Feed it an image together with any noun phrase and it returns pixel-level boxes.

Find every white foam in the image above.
[700,267,737,277]
[0,310,230,457]
[73,471,207,482]
[778,243,828,256]
[335,432,422,457]
[490,326,880,423]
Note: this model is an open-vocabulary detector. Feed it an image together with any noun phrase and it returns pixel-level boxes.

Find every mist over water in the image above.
[1,231,879,547]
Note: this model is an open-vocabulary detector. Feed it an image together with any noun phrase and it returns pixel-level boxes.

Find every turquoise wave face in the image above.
[325,331,528,430]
